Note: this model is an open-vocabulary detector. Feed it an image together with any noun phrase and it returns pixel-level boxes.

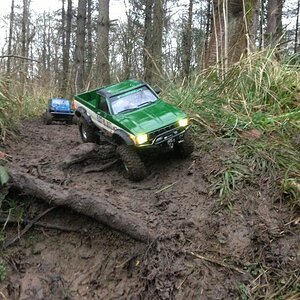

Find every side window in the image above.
[99,96,109,113]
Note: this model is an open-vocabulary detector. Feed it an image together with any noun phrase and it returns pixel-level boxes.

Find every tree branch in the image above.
[0,55,40,63]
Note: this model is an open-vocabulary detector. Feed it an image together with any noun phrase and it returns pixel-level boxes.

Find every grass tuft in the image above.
[165,50,300,207]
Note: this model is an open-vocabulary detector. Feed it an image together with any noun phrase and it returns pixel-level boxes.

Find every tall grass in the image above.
[0,78,19,141]
[0,76,59,140]
[166,50,300,207]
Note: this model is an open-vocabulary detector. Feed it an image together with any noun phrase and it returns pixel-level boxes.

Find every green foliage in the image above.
[237,283,251,300]
[0,75,53,140]
[166,50,300,207]
[0,165,9,208]
[0,260,5,283]
[0,166,9,185]
[20,87,51,118]
[0,77,19,140]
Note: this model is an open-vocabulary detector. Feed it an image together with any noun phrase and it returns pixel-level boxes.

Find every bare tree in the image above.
[143,0,164,84]
[182,0,193,79]
[152,0,164,81]
[62,0,73,94]
[206,0,258,69]
[294,0,300,53]
[6,0,15,77]
[74,0,87,91]
[20,0,30,101]
[86,0,93,83]
[204,0,212,56]
[143,0,154,83]
[96,0,111,86]
[265,0,284,47]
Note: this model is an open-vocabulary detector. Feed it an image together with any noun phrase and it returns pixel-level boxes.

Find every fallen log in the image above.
[62,143,115,169]
[8,168,154,243]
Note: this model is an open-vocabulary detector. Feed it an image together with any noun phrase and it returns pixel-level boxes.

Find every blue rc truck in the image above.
[43,98,74,125]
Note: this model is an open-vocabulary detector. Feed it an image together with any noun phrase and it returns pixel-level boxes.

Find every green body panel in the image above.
[101,79,144,96]
[112,100,186,135]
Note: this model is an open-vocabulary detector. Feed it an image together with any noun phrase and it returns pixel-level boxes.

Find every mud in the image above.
[0,119,299,299]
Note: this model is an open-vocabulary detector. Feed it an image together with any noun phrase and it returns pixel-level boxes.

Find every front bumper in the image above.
[136,124,190,149]
[50,111,74,121]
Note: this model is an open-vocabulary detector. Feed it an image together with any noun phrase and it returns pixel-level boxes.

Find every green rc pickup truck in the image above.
[74,80,193,181]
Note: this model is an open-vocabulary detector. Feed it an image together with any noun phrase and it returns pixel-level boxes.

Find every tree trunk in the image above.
[249,0,260,50]
[62,0,72,95]
[86,0,93,83]
[258,0,264,49]
[8,168,154,243]
[20,0,29,100]
[61,0,66,93]
[182,0,193,80]
[96,0,110,86]
[143,0,154,83]
[204,0,212,57]
[62,0,66,55]
[206,0,258,68]
[151,0,164,83]
[6,0,15,77]
[294,0,300,53]
[74,0,86,92]
[122,16,133,80]
[265,0,284,47]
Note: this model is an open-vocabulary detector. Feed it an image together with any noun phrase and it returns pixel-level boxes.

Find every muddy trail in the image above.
[0,119,299,299]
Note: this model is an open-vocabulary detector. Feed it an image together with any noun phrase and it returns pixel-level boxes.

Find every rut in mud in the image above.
[0,119,299,299]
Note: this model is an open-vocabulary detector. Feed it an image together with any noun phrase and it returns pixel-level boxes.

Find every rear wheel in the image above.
[79,118,98,143]
[43,111,52,125]
[174,130,194,158]
[117,144,147,181]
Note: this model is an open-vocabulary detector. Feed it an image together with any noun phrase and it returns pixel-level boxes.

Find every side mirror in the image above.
[154,87,161,95]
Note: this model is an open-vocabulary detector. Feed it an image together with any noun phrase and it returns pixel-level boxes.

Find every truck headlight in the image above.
[136,134,148,145]
[131,134,148,145]
[178,118,189,127]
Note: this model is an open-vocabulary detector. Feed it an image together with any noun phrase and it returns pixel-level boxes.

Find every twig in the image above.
[155,181,178,194]
[0,216,82,233]
[0,55,40,63]
[0,291,7,300]
[116,254,139,268]
[176,269,194,289]
[0,151,12,161]
[187,251,245,274]
[2,207,55,249]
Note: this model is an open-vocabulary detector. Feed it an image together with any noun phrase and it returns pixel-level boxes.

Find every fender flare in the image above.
[112,129,134,145]
[75,107,94,126]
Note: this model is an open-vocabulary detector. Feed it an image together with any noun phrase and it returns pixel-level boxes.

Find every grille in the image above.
[148,122,186,145]
[149,123,177,140]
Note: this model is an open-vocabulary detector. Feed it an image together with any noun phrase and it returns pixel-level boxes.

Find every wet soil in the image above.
[0,119,299,299]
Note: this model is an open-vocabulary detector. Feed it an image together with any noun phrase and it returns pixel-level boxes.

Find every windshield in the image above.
[110,86,157,115]
[51,99,70,108]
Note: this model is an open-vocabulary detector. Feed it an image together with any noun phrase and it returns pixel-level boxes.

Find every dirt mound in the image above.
[0,119,299,299]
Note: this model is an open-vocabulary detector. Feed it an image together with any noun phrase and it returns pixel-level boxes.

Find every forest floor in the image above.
[0,119,299,299]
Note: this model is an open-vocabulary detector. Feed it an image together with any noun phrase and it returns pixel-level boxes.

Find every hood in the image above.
[113,100,186,135]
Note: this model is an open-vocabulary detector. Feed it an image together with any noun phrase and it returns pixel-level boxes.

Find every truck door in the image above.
[96,96,116,134]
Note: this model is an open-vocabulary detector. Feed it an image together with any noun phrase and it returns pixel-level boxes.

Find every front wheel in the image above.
[117,145,147,181]
[174,131,194,158]
[43,111,52,125]
[79,118,98,143]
